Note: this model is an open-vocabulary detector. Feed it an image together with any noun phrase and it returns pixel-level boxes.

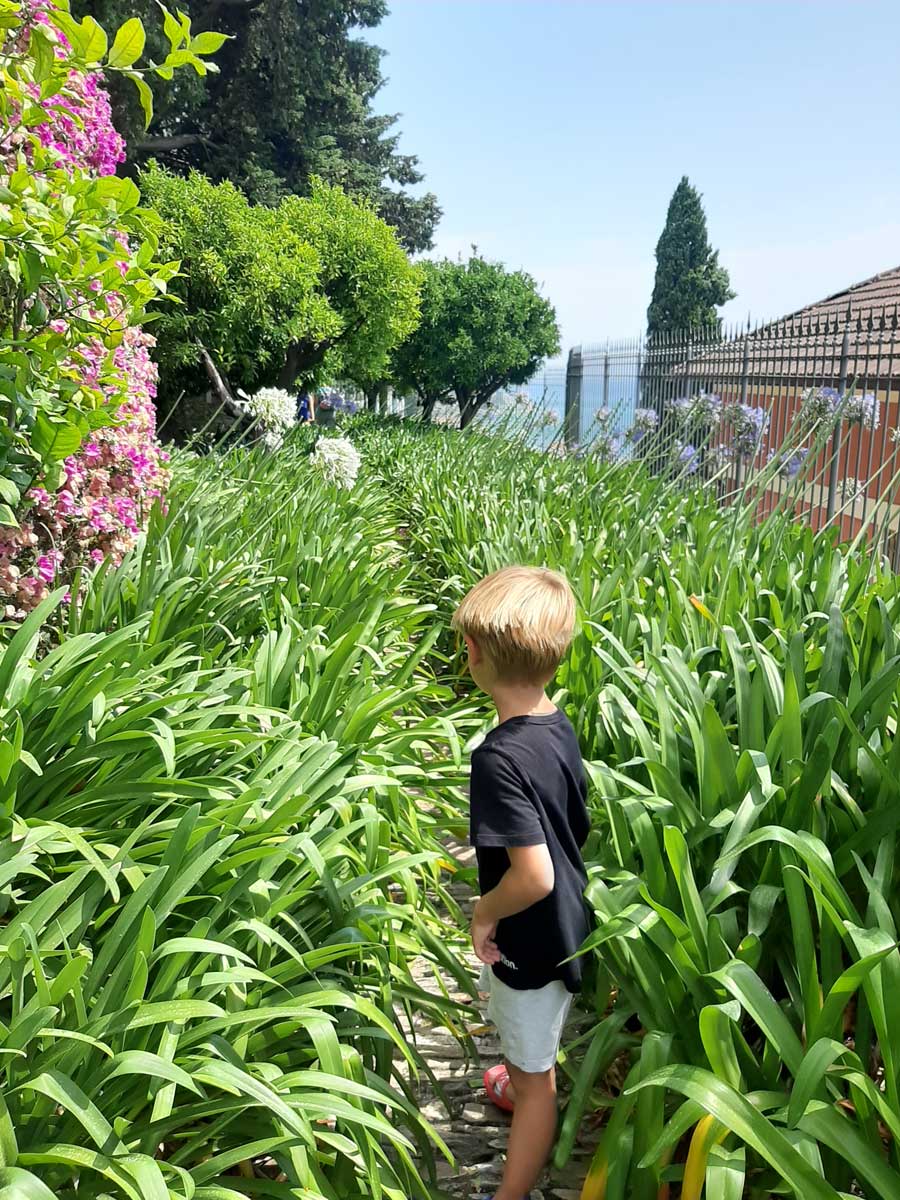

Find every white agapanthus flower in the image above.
[843,391,880,430]
[312,436,361,489]
[839,476,866,501]
[244,386,297,442]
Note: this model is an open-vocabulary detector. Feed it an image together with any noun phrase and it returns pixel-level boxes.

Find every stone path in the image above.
[402,835,600,1200]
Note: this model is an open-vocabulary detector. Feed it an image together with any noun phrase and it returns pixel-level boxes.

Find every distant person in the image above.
[315,390,336,428]
[451,566,590,1200]
[296,390,315,424]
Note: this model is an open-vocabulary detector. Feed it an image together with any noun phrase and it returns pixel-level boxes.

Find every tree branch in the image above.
[135,134,218,154]
[198,345,247,425]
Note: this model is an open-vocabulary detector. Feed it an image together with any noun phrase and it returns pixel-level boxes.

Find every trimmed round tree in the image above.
[141,166,422,437]
[392,254,560,428]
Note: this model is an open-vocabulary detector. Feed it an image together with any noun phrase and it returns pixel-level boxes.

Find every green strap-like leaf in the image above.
[627,1065,841,1199]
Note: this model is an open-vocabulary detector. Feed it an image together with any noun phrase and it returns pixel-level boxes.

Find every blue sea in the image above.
[494,346,642,450]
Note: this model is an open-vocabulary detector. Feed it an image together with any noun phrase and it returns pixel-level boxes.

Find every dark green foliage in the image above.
[73,0,441,252]
[647,176,734,335]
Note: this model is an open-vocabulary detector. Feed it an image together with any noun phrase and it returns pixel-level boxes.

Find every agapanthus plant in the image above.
[627,407,659,443]
[799,386,842,432]
[725,402,770,459]
[312,436,361,489]
[240,386,297,450]
[670,390,722,428]
[843,391,880,430]
[769,446,809,482]
[676,442,700,474]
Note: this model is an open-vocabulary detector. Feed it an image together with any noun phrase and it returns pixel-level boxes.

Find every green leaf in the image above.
[157,2,185,50]
[29,29,55,83]
[712,959,805,1076]
[191,31,229,55]
[32,413,84,463]
[787,1038,854,1128]
[81,16,108,63]
[627,1066,841,1199]
[108,18,146,69]
[0,1167,57,1200]
[0,1093,17,1169]
[128,74,154,129]
[705,1145,745,1200]
[810,945,896,1044]
[799,1101,900,1198]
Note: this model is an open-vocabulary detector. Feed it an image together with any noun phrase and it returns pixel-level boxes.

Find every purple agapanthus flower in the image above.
[769,446,809,480]
[800,386,841,431]
[628,407,659,442]
[670,391,721,428]
[727,403,770,458]
[677,442,700,474]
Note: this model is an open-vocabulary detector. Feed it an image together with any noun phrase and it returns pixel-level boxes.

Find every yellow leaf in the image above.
[689,594,716,622]
[682,1113,726,1199]
[580,1156,607,1200]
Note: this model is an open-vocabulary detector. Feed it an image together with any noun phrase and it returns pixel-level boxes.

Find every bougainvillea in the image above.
[1,328,169,618]
[0,1,217,618]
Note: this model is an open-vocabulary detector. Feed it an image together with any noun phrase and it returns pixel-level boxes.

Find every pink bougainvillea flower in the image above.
[0,7,170,620]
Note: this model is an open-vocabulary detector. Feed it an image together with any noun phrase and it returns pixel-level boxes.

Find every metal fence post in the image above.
[682,336,693,402]
[732,328,752,492]
[739,328,751,407]
[602,343,610,413]
[564,346,583,450]
[826,307,852,521]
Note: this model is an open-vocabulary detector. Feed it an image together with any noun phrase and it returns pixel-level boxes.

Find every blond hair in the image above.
[451,566,576,682]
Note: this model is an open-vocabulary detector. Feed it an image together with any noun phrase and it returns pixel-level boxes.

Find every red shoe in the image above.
[483,1063,515,1113]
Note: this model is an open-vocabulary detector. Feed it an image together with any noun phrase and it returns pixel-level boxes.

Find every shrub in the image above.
[0,0,219,614]
[141,167,422,431]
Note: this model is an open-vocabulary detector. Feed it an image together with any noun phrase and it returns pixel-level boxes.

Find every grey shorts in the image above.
[479,964,572,1073]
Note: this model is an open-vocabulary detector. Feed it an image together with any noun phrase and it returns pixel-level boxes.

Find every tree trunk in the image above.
[421,395,438,423]
[457,388,478,429]
[364,383,380,412]
[277,344,306,391]
[198,346,247,425]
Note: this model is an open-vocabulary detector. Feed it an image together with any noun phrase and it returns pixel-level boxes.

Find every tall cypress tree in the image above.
[647,177,734,335]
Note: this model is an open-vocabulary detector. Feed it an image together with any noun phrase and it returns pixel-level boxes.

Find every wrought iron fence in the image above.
[564,306,900,562]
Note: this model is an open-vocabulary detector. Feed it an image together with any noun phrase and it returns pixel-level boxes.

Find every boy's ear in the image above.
[464,634,481,664]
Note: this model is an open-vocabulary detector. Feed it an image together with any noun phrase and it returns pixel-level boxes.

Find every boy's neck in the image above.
[491,683,557,725]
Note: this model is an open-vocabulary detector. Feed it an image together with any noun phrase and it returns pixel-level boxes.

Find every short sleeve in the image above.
[469,748,545,849]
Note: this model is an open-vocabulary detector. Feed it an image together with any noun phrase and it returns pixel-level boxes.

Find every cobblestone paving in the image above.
[402,838,598,1200]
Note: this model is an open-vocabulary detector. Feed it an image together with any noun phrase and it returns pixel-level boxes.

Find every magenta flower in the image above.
[0,6,170,619]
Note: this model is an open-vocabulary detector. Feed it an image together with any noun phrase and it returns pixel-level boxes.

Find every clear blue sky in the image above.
[376,0,900,353]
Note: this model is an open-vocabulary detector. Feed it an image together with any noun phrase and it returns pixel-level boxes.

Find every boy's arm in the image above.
[471,844,554,964]
[469,747,550,964]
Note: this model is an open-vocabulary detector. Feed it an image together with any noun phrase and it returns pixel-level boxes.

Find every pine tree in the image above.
[647,177,734,335]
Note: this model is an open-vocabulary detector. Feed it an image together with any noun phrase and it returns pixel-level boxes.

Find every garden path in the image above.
[403,830,600,1200]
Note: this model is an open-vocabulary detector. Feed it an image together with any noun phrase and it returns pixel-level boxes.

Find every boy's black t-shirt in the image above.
[469,710,590,993]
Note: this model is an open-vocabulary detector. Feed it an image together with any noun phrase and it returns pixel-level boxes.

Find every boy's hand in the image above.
[471,898,500,965]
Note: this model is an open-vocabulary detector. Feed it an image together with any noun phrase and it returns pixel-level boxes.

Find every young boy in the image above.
[452,566,590,1200]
